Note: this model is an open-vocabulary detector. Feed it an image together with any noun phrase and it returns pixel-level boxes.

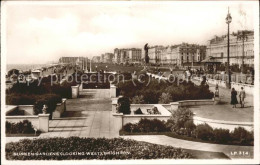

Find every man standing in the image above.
[239,87,246,108]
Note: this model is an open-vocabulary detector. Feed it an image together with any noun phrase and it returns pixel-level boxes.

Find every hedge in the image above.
[122,118,254,146]
[6,137,193,160]
[6,120,35,134]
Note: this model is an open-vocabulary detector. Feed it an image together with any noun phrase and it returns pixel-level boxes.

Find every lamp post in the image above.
[226,7,232,89]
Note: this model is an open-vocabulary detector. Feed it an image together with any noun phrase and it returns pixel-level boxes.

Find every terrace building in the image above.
[206,30,254,67]
[92,56,101,63]
[103,53,114,63]
[59,57,88,66]
[148,43,206,66]
[114,48,142,64]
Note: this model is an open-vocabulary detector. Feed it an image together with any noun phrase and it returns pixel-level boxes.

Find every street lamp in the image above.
[226,7,232,89]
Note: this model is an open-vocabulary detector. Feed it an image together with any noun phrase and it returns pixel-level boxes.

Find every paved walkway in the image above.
[191,78,254,122]
[122,135,253,159]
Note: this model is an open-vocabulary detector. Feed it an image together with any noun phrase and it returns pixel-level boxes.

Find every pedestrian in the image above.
[239,87,246,108]
[214,85,219,98]
[231,88,238,108]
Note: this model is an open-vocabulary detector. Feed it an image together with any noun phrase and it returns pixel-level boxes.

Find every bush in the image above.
[213,128,230,144]
[184,120,196,137]
[118,97,131,114]
[117,76,213,104]
[6,93,36,105]
[231,127,254,145]
[166,108,193,132]
[122,119,169,133]
[33,94,62,117]
[151,106,161,115]
[131,95,145,104]
[195,123,214,141]
[6,137,193,160]
[159,93,172,104]
[5,120,35,134]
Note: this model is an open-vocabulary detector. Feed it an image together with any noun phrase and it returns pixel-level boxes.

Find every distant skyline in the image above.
[3,1,256,64]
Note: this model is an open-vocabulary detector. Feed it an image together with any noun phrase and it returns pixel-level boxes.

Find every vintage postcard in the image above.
[1,0,259,164]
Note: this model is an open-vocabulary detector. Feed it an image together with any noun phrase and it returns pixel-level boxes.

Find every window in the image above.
[187,56,189,62]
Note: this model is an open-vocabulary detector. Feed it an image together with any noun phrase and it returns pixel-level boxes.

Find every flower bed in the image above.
[6,137,193,160]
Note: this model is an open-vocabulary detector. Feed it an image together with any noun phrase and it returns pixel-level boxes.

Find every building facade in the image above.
[114,48,142,64]
[148,43,206,66]
[92,56,101,63]
[206,30,254,67]
[59,57,88,65]
[103,53,114,63]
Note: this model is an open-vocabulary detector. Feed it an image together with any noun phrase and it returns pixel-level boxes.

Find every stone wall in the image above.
[112,103,172,131]
[52,98,67,118]
[6,114,50,132]
[193,77,254,95]
[193,116,253,132]
[71,85,79,98]
[18,105,34,115]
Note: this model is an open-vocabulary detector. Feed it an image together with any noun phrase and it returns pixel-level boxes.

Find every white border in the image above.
[1,1,259,164]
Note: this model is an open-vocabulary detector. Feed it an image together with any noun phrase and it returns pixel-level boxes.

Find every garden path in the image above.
[122,135,254,159]
[40,89,118,138]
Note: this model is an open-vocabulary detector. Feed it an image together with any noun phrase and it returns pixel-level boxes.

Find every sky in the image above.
[3,1,256,64]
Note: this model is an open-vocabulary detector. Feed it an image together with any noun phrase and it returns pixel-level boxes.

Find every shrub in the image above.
[5,120,35,134]
[131,95,145,104]
[231,127,254,145]
[159,93,172,104]
[33,94,62,117]
[118,97,131,114]
[6,137,193,160]
[166,108,193,132]
[6,93,36,105]
[195,123,214,141]
[122,119,169,133]
[213,128,230,144]
[117,76,213,104]
[184,120,196,137]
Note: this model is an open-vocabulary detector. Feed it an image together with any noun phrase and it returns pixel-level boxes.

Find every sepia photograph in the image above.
[1,0,259,164]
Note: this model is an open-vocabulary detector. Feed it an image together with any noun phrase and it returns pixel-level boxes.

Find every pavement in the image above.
[122,135,253,159]
[190,78,254,122]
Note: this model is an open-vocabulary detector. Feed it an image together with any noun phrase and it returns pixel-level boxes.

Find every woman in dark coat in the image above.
[231,88,238,108]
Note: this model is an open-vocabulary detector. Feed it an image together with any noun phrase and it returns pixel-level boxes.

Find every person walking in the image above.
[214,85,219,98]
[239,87,246,108]
[231,88,238,108]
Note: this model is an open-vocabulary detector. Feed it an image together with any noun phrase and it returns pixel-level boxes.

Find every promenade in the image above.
[191,78,254,123]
